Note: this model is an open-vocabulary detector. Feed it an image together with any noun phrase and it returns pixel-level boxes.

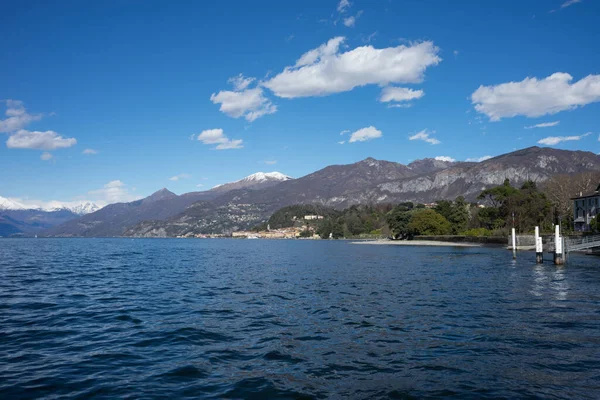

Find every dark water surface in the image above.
[1,239,600,399]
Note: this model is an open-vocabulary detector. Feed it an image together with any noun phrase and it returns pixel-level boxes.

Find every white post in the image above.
[512,227,517,259]
[535,226,543,264]
[554,225,564,265]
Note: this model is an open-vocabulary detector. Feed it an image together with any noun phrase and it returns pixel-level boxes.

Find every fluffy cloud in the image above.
[466,155,493,162]
[538,132,591,146]
[6,130,77,150]
[40,152,53,161]
[263,37,440,99]
[0,100,43,133]
[348,126,382,143]
[197,128,243,150]
[82,148,98,155]
[524,121,560,129]
[409,129,440,145]
[471,73,600,121]
[210,87,277,122]
[379,87,424,105]
[88,180,140,205]
[434,156,456,162]
[169,173,191,181]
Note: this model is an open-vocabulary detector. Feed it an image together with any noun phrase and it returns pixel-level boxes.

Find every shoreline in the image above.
[351,239,483,247]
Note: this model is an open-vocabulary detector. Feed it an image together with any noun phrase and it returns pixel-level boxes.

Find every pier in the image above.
[509,227,600,265]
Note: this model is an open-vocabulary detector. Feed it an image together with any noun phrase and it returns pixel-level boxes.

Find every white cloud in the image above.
[6,129,76,150]
[434,156,456,162]
[561,0,581,8]
[197,128,243,150]
[471,72,600,121]
[409,129,441,145]
[453,50,459,57]
[263,37,440,99]
[343,11,362,27]
[348,126,382,143]
[40,152,53,161]
[82,148,98,155]
[228,73,256,91]
[337,0,350,13]
[88,180,140,205]
[0,100,43,133]
[169,173,191,181]
[538,132,591,146]
[524,121,560,129]
[264,160,277,165]
[210,87,277,122]
[379,87,424,105]
[196,184,204,188]
[340,129,350,135]
[466,155,493,162]
[338,140,346,145]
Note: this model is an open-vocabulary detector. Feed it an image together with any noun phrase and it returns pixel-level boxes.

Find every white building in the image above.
[304,215,324,220]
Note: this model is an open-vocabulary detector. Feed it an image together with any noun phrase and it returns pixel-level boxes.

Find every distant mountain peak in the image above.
[212,171,293,192]
[143,188,177,203]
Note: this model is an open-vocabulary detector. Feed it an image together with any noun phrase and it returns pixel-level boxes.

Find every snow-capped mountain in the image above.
[0,196,28,210]
[211,172,293,192]
[0,196,101,215]
[43,201,102,215]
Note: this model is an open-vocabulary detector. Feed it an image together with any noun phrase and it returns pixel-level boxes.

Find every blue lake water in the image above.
[1,238,599,399]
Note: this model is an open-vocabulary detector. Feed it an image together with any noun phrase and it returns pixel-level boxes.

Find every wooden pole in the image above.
[512,227,517,259]
[554,225,564,265]
[535,226,543,264]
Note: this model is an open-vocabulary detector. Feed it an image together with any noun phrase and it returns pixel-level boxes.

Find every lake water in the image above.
[1,239,599,399]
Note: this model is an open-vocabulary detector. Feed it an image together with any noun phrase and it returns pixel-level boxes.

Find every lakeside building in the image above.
[572,184,600,231]
[232,227,304,239]
[304,215,324,220]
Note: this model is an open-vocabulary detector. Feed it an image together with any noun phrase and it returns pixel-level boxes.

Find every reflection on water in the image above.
[530,263,569,302]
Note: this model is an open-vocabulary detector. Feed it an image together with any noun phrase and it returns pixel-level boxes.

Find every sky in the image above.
[1,0,599,206]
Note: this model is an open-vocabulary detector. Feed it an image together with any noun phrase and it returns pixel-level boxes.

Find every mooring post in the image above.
[535,226,543,264]
[554,225,564,265]
[512,228,517,259]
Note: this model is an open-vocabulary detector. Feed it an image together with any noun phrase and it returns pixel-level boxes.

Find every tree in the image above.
[590,216,600,233]
[386,208,412,239]
[434,197,469,234]
[407,209,452,236]
[541,171,600,231]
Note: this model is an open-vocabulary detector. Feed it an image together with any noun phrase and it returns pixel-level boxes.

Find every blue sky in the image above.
[1,0,599,206]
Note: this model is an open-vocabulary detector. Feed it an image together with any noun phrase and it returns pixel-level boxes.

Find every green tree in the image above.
[434,197,469,234]
[386,208,412,239]
[407,209,452,235]
[590,216,600,233]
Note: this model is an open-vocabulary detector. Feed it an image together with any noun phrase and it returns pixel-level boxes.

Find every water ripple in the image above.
[1,238,600,399]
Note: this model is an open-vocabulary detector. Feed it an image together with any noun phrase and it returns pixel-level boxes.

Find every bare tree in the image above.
[541,171,600,221]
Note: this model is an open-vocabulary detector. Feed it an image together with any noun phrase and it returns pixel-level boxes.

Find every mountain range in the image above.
[0,198,101,237]
[23,147,600,238]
